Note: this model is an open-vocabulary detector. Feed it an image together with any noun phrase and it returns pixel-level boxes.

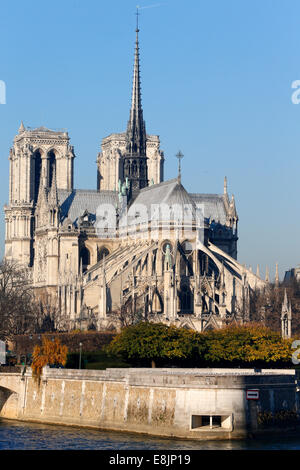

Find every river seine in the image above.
[1,419,300,450]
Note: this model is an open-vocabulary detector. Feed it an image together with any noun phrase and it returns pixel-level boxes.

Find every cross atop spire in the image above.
[175,150,184,182]
[136,5,140,31]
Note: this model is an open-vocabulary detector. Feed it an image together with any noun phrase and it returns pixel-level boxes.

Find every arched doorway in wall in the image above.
[33,150,42,203]
[47,150,56,188]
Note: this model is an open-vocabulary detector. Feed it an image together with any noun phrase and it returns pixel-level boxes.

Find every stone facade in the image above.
[3,26,267,332]
[4,125,74,267]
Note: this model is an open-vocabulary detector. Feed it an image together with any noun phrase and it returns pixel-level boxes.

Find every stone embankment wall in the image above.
[0,368,298,440]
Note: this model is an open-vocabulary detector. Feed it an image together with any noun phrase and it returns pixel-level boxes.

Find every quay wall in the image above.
[0,368,299,440]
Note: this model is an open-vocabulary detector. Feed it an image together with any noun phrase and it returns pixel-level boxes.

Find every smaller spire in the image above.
[36,168,48,207]
[224,176,227,195]
[265,266,270,282]
[230,194,237,213]
[18,121,25,133]
[281,289,292,338]
[283,288,288,307]
[48,164,58,206]
[256,264,260,278]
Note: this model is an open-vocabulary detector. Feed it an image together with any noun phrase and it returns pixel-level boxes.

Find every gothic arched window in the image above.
[33,150,42,203]
[180,241,193,276]
[48,150,56,188]
[180,284,192,312]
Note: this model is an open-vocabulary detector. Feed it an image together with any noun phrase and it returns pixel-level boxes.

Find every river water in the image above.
[1,419,300,450]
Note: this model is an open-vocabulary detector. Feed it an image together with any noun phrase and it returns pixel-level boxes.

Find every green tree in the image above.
[106,322,204,367]
[202,324,292,366]
[106,322,294,368]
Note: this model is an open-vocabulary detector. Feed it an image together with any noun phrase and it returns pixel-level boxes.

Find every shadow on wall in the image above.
[0,386,18,419]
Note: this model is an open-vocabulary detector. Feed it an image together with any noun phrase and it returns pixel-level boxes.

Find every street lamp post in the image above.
[25,334,33,366]
[79,342,82,369]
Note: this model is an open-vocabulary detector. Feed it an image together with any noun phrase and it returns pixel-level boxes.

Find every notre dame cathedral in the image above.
[3,24,267,332]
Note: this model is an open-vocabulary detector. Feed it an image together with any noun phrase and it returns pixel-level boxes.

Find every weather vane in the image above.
[136,5,140,31]
[175,150,184,181]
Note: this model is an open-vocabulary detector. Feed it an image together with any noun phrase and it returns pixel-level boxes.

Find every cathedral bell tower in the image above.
[4,124,75,266]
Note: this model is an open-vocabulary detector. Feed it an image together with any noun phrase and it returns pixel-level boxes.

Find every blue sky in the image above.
[0,0,299,280]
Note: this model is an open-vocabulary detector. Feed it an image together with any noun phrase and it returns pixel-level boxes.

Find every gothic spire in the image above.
[48,164,58,207]
[36,168,48,208]
[283,288,288,310]
[126,10,146,157]
[18,121,25,133]
[281,288,292,338]
[224,176,227,195]
[256,264,260,278]
[265,266,269,282]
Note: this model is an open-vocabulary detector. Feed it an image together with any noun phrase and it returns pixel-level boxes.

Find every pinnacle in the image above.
[18,121,25,133]
[49,164,58,205]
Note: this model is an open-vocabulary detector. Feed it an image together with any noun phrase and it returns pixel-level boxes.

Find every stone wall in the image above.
[0,368,298,440]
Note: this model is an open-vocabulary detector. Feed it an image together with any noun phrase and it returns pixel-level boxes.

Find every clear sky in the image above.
[0,0,299,281]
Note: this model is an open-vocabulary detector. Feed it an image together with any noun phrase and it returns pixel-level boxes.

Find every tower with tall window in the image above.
[4,124,75,266]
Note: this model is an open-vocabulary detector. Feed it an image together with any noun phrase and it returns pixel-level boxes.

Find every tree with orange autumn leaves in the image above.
[31,337,68,383]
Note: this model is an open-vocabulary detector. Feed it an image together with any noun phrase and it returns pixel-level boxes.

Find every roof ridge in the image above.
[58,188,118,194]
[189,193,223,198]
[139,178,179,193]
